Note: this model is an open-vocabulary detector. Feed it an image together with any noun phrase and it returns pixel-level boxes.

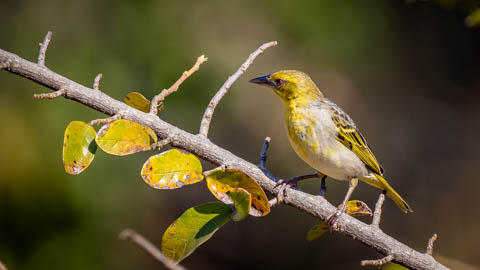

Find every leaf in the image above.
[95,119,157,155]
[226,188,251,222]
[124,92,163,113]
[141,149,204,189]
[206,169,270,216]
[465,8,480,27]
[161,202,233,262]
[306,200,372,242]
[62,121,97,175]
[345,200,373,217]
[382,262,409,270]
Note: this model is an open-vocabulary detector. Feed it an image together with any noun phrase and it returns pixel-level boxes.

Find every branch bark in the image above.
[0,43,448,270]
[119,229,186,270]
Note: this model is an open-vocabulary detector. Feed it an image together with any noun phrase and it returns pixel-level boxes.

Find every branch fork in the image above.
[199,41,277,137]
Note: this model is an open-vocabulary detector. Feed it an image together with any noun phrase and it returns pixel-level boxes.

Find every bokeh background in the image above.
[1,0,480,269]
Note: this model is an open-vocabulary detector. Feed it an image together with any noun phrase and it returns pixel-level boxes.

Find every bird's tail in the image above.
[361,173,412,213]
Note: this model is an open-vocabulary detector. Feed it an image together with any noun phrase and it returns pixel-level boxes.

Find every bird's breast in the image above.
[285,105,367,180]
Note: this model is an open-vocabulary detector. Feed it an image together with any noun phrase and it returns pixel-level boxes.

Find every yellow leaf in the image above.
[306,200,372,242]
[141,149,204,189]
[345,200,373,217]
[161,202,232,262]
[206,169,270,216]
[62,121,97,175]
[95,119,157,155]
[124,92,163,113]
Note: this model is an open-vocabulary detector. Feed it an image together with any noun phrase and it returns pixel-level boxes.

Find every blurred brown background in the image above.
[1,0,479,269]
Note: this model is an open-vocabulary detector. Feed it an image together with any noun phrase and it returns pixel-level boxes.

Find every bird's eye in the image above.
[275,79,284,86]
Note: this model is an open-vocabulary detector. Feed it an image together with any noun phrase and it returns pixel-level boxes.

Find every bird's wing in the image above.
[327,102,384,175]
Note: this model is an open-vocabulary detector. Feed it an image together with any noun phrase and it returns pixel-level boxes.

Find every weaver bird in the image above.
[250,70,412,227]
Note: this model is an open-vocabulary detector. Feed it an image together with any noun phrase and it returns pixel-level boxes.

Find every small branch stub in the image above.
[93,73,103,90]
[119,229,186,270]
[150,55,208,115]
[37,31,52,66]
[150,137,173,150]
[199,41,277,137]
[33,89,65,99]
[257,136,280,182]
[426,233,438,256]
[371,191,386,228]
[361,254,394,267]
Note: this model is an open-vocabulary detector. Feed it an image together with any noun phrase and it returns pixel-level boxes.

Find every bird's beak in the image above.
[249,74,274,87]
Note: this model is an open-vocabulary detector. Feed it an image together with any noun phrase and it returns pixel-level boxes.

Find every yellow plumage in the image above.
[250,70,412,213]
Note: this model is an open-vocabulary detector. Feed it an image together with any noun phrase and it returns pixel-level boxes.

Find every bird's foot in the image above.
[275,178,299,204]
[327,204,347,231]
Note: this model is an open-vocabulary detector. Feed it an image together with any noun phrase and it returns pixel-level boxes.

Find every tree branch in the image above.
[371,191,386,228]
[426,233,438,256]
[150,55,207,115]
[93,73,103,90]
[119,229,186,270]
[0,40,448,270]
[361,254,394,267]
[198,41,277,137]
[37,31,52,66]
[33,88,65,99]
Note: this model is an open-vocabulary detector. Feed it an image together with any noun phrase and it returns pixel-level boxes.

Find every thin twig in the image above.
[257,137,280,182]
[361,254,394,267]
[93,73,103,90]
[37,31,52,66]
[426,234,438,256]
[202,165,228,177]
[88,114,121,126]
[150,55,207,115]
[199,41,277,137]
[119,229,186,270]
[371,191,386,228]
[150,137,173,150]
[33,89,65,99]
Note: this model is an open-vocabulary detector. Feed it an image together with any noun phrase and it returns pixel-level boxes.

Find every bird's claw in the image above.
[327,204,348,231]
[327,210,343,231]
[275,179,298,204]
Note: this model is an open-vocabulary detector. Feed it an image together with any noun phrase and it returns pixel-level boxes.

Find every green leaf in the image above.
[206,169,270,216]
[141,149,204,189]
[226,187,251,222]
[161,202,233,262]
[62,121,97,175]
[124,92,163,113]
[306,200,372,242]
[95,119,157,156]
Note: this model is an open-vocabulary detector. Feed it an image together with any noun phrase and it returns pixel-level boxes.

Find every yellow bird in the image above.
[250,70,412,226]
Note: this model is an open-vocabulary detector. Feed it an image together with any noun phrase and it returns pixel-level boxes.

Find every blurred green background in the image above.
[1,0,480,269]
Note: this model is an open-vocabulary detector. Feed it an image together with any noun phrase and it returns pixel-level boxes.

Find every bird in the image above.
[249,70,412,227]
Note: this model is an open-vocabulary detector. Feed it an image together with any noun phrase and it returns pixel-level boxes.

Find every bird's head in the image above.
[249,70,323,104]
